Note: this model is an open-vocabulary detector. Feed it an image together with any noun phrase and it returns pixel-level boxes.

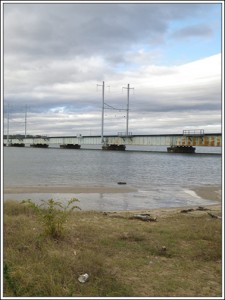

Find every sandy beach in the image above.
[4,185,137,194]
[3,183,222,218]
[191,185,222,201]
[4,184,222,200]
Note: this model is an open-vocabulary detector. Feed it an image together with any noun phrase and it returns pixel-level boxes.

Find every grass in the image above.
[3,200,222,297]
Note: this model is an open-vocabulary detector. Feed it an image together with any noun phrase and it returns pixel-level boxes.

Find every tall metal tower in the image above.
[97,81,105,143]
[6,103,10,146]
[123,84,134,136]
[25,104,27,138]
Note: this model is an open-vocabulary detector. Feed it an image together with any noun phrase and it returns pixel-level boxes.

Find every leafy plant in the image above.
[21,198,81,239]
[3,262,18,296]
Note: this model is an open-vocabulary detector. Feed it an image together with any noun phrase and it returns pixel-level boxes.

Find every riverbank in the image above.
[4,184,222,200]
[4,184,222,213]
[3,199,222,297]
[3,184,137,194]
[191,185,222,201]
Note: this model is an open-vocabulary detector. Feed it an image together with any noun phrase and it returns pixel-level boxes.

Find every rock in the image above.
[117,182,127,185]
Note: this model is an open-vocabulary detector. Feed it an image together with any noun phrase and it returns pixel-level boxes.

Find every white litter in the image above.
[78,273,89,283]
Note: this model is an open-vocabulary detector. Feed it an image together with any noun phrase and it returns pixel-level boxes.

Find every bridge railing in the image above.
[118,132,133,137]
[183,129,204,136]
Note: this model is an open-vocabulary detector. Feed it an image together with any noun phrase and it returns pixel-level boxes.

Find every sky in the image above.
[2,0,223,137]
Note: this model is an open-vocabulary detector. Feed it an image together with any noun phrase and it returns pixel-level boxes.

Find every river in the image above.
[3,146,222,211]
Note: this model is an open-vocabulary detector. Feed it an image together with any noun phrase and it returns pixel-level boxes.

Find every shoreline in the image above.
[3,185,222,213]
[189,185,222,202]
[112,203,222,219]
[4,184,222,201]
[3,185,137,194]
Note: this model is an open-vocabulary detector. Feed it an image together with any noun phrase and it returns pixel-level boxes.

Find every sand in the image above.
[4,184,222,200]
[191,185,222,201]
[4,184,222,217]
[3,185,137,194]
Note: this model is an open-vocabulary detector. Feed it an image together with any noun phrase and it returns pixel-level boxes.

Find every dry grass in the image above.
[3,200,222,297]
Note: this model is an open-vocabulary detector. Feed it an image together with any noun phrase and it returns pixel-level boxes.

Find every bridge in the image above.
[4,130,222,153]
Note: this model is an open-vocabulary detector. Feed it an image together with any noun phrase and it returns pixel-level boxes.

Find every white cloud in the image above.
[2,2,222,136]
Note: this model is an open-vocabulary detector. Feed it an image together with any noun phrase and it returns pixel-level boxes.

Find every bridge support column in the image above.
[167,146,196,153]
[60,144,81,149]
[30,143,49,148]
[102,144,126,151]
[8,143,25,147]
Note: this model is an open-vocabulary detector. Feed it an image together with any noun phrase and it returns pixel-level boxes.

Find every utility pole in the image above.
[25,104,27,138]
[122,84,134,136]
[6,103,10,146]
[97,81,105,143]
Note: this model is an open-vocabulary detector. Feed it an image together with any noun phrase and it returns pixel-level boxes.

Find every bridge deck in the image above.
[4,133,222,147]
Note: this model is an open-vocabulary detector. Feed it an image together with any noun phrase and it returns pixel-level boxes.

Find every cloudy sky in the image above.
[2,1,222,137]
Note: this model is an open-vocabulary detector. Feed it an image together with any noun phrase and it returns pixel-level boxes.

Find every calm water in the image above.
[3,146,222,211]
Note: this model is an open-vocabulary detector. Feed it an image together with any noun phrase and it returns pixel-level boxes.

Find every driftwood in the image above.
[196,206,210,211]
[207,212,222,219]
[181,206,210,213]
[180,208,194,213]
[103,212,157,221]
[180,208,222,219]
[117,182,127,185]
[129,214,157,222]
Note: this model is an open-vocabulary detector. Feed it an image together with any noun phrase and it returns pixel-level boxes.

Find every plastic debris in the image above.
[161,246,167,251]
[78,273,89,283]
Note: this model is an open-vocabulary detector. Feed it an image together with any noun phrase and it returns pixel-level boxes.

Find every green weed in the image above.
[3,262,18,296]
[3,202,222,297]
[21,198,80,239]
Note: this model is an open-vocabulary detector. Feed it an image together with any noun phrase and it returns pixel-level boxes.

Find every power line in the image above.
[104,102,126,111]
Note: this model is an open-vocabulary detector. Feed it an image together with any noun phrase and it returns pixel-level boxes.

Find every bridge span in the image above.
[4,130,222,153]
